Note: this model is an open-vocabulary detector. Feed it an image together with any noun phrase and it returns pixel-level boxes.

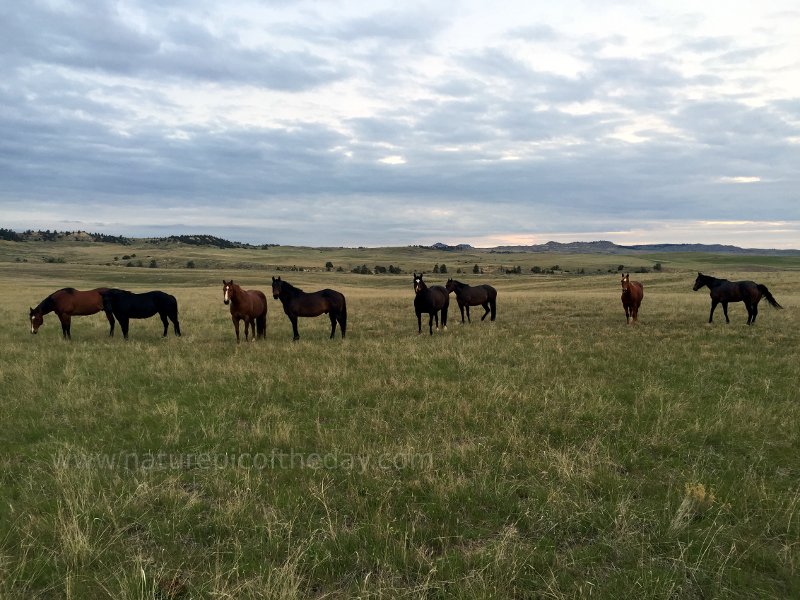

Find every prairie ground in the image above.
[1,243,798,598]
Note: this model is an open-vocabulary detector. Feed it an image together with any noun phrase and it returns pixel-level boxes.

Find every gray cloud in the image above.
[1,1,798,247]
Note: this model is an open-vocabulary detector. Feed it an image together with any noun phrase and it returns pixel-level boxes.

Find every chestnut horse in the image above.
[693,272,782,325]
[271,276,347,341]
[29,287,115,339]
[222,280,267,342]
[413,273,449,335]
[445,278,497,323]
[621,273,644,324]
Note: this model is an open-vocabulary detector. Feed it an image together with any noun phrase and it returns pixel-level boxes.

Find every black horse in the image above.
[413,273,449,335]
[693,272,782,325]
[445,278,497,323]
[271,277,347,341]
[101,289,181,339]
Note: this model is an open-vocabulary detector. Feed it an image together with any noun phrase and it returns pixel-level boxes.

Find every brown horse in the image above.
[693,272,782,325]
[621,273,644,324]
[445,278,497,323]
[271,276,347,341]
[29,287,115,339]
[222,280,267,342]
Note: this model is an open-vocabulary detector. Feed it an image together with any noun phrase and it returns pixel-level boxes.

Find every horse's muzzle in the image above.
[272,293,279,299]
[223,299,230,305]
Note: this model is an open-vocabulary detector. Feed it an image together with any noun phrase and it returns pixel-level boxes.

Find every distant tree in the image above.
[654,262,662,271]
[531,266,541,274]
[149,259,158,268]
[375,265,387,274]
[456,268,462,274]
[433,264,440,273]
[439,264,448,274]
[473,264,480,274]
[325,261,334,271]
[388,265,402,274]
[635,266,650,273]
[336,266,344,272]
[186,260,195,269]
[550,265,560,271]
[617,264,624,271]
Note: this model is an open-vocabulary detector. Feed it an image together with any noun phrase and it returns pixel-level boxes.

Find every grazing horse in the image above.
[29,287,115,339]
[223,280,267,342]
[693,272,782,325]
[413,273,449,335]
[445,278,497,324]
[620,273,644,324]
[102,289,181,339]
[271,276,347,341]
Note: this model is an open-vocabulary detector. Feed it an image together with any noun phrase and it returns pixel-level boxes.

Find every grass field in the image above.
[1,241,799,598]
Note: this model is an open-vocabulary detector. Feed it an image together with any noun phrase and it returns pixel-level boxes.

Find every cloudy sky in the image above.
[1,0,799,247]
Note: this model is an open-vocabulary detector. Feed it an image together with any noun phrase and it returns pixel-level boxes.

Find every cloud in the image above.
[0,0,798,247]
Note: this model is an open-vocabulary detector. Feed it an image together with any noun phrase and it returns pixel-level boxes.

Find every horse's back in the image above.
[430,285,449,308]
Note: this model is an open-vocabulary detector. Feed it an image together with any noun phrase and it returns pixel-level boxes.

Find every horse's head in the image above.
[413,273,426,294]
[621,273,631,295]
[272,276,282,299]
[445,278,455,293]
[692,272,705,291]
[29,307,43,334]
[222,280,233,305]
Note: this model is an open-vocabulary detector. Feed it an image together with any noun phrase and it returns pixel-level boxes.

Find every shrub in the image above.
[531,266,542,274]
[186,260,195,269]
[439,264,448,274]
[325,261,334,271]
[473,264,480,274]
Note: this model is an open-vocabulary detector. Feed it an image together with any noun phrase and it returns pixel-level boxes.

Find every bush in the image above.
[439,264,448,274]
[618,264,624,271]
[149,259,158,268]
[325,261,334,271]
[531,266,542,274]
[473,264,480,274]
[654,262,662,271]
[186,260,195,269]
[374,265,387,274]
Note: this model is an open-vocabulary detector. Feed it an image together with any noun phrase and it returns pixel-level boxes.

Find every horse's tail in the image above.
[757,284,783,309]
[339,296,347,337]
[257,313,267,338]
[490,295,497,321]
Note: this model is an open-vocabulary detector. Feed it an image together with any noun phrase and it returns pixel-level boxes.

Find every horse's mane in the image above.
[280,280,304,295]
[34,295,56,315]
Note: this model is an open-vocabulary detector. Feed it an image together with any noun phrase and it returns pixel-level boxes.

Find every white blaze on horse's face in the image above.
[223,284,230,305]
[414,278,422,293]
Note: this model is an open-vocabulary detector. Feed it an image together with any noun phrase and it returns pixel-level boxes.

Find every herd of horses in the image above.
[28,272,783,341]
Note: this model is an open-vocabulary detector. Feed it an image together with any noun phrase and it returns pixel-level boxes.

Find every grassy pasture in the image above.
[1,242,799,599]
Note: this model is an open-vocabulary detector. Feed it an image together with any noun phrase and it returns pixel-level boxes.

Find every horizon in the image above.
[1,1,798,248]
[4,226,798,252]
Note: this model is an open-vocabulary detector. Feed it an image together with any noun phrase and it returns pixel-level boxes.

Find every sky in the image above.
[1,0,799,248]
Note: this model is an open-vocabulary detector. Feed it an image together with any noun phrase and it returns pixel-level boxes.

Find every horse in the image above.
[29,287,115,339]
[101,289,181,339]
[413,273,449,335]
[271,276,347,341]
[223,280,268,342]
[693,272,782,325]
[445,278,497,324]
[621,273,644,324]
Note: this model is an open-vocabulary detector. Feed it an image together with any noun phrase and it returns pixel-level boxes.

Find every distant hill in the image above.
[492,240,800,256]
[0,228,277,249]
[428,242,475,251]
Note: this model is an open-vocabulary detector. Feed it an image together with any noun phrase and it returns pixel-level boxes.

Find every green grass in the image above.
[1,242,798,598]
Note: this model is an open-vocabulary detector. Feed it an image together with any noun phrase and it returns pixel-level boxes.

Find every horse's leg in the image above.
[751,299,759,325]
[232,316,240,343]
[59,314,71,339]
[291,316,300,341]
[172,313,181,336]
[442,304,447,330]
[417,311,422,335]
[434,311,439,331]
[106,311,115,337]
[708,300,718,323]
[481,302,490,321]
[329,312,337,339]
[458,303,465,324]
[632,304,639,323]
[465,305,471,323]
[722,302,729,324]
[160,312,169,337]
[428,313,434,335]
[120,317,130,340]
[624,303,630,324]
